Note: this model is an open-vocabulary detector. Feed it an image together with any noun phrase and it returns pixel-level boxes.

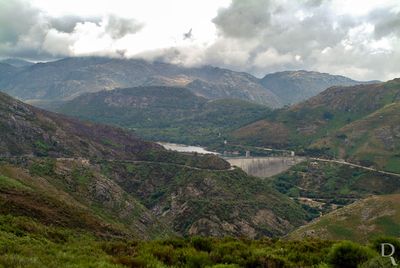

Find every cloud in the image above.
[206,0,400,80]
[49,16,101,33]
[105,15,144,39]
[369,8,400,38]
[0,0,144,60]
[0,0,400,81]
[212,0,273,38]
[0,0,40,44]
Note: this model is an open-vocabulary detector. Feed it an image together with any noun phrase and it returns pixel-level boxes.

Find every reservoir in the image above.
[157,142,219,155]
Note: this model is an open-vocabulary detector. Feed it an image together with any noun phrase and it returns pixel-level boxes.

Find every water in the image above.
[157,142,219,155]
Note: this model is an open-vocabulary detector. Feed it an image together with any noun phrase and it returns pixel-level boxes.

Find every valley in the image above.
[0,57,399,267]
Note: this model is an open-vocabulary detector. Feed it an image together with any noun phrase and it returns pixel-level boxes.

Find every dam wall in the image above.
[225,157,305,178]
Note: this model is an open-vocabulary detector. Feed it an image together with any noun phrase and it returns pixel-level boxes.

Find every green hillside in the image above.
[312,102,400,173]
[56,86,271,146]
[233,79,400,171]
[289,194,400,243]
[271,160,400,217]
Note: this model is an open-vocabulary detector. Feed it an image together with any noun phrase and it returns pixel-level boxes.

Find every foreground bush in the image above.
[327,241,376,268]
[1,214,397,267]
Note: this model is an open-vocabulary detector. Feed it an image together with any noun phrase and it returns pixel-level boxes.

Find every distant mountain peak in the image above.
[260,70,375,105]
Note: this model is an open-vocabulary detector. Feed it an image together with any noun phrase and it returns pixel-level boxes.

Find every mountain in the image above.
[55,86,271,145]
[0,91,309,238]
[0,91,161,160]
[232,79,400,171]
[0,63,17,81]
[288,194,400,242]
[260,70,377,105]
[0,57,281,107]
[0,58,35,68]
[0,56,372,109]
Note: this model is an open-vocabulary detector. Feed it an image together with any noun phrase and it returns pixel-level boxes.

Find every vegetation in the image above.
[1,214,399,268]
[56,87,271,147]
[289,194,400,242]
[232,79,400,172]
[271,160,400,216]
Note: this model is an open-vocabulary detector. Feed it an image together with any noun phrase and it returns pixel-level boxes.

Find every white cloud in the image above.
[1,0,400,81]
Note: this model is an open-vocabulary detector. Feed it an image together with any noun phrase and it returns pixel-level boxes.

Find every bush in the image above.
[359,256,394,268]
[186,251,212,268]
[327,241,375,268]
[191,236,214,252]
[29,159,55,177]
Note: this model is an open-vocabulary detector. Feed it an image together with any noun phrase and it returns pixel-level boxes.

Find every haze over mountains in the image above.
[0,57,374,109]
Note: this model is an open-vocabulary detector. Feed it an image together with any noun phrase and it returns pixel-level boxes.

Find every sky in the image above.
[0,0,399,81]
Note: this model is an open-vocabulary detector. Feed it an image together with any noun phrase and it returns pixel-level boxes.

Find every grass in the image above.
[374,216,400,237]
[289,194,400,243]
[0,215,122,268]
[0,175,30,191]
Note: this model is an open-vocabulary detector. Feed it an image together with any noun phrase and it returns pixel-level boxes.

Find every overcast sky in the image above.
[0,0,399,81]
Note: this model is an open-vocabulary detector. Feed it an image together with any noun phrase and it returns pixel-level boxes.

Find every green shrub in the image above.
[191,237,214,252]
[328,241,375,268]
[29,159,55,177]
[359,256,394,268]
[185,251,212,268]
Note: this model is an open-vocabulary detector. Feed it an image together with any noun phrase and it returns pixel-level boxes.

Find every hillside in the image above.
[271,160,400,217]
[56,86,272,145]
[232,79,400,170]
[288,194,400,243]
[0,63,17,82]
[260,70,375,105]
[0,91,161,160]
[0,91,309,238]
[0,57,281,107]
[311,101,400,173]
[0,159,168,239]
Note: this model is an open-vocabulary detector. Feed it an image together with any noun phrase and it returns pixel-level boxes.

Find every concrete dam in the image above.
[225,157,305,178]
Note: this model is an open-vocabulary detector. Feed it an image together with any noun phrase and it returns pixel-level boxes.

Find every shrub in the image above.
[186,251,212,268]
[29,159,55,177]
[359,256,394,268]
[191,236,214,252]
[327,241,375,268]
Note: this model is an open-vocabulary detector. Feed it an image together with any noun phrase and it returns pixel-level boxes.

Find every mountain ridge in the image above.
[261,70,379,105]
[0,56,375,108]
